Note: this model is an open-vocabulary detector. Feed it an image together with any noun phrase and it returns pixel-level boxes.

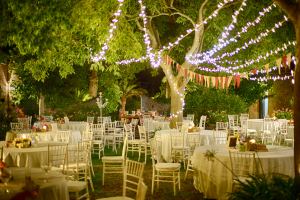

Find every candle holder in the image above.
[96,92,108,120]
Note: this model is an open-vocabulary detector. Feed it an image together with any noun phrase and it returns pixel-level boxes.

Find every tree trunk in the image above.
[88,69,98,98]
[121,96,126,116]
[39,94,45,116]
[272,0,300,179]
[293,19,300,178]
[0,64,10,116]
[169,87,184,128]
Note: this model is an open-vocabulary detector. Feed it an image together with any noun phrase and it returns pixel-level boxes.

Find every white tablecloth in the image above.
[13,130,81,144]
[247,119,264,132]
[3,146,48,167]
[191,144,294,199]
[155,129,223,162]
[0,168,69,200]
[67,121,88,132]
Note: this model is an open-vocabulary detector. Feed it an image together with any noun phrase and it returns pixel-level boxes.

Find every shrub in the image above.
[273,108,293,120]
[185,85,247,125]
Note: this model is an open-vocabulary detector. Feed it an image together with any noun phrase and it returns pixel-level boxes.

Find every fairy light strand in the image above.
[187,4,280,65]
[91,0,124,62]
[214,17,288,62]
[117,0,234,66]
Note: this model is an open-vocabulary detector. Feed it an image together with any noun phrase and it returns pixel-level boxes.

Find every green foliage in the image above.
[228,174,298,200]
[185,83,247,125]
[273,108,293,120]
[0,103,17,140]
[230,79,271,106]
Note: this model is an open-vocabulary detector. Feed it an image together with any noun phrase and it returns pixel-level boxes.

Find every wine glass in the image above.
[0,169,12,193]
[41,163,52,182]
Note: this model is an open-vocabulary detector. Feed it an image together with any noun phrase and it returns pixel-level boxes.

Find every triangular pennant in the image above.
[287,53,292,69]
[236,74,241,88]
[265,64,269,75]
[176,64,180,73]
[233,75,237,88]
[282,54,288,68]
[211,77,216,88]
[276,58,282,74]
[227,76,233,89]
[216,77,219,89]
[221,77,225,89]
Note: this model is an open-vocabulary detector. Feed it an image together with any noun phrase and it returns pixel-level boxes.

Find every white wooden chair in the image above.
[170,132,189,168]
[92,123,105,158]
[229,150,256,191]
[137,125,150,163]
[87,116,94,124]
[213,130,228,144]
[184,133,202,180]
[17,117,31,131]
[66,141,92,199]
[45,143,68,172]
[125,124,140,157]
[55,130,71,143]
[150,139,181,196]
[104,122,117,153]
[216,122,228,131]
[261,118,276,145]
[10,122,23,132]
[199,115,207,130]
[228,115,240,137]
[102,136,128,185]
[43,115,53,122]
[96,160,146,200]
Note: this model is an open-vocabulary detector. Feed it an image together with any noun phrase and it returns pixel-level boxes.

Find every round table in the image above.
[0,168,69,200]
[191,144,294,199]
[3,146,48,167]
[155,129,225,162]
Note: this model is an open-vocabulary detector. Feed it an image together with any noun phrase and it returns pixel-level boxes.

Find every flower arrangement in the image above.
[273,108,293,120]
[0,158,11,183]
[13,138,32,148]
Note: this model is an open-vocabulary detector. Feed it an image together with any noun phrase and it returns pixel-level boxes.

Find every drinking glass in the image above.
[41,163,52,182]
[0,169,12,193]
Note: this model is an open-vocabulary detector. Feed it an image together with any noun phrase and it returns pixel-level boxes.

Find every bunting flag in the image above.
[276,58,281,74]
[221,77,225,89]
[236,74,241,88]
[281,54,288,68]
[227,76,233,89]
[251,69,257,75]
[265,64,269,75]
[176,63,180,73]
[200,75,204,85]
[211,77,216,88]
[286,53,292,68]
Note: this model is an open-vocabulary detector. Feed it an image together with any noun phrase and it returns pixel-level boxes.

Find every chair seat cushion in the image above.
[96,196,134,200]
[102,156,123,162]
[155,163,180,171]
[67,180,87,192]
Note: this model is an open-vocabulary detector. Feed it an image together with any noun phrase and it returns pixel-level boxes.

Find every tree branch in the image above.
[135,18,143,31]
[168,8,195,26]
[273,0,299,23]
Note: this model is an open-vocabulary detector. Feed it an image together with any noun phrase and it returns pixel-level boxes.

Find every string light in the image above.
[249,74,293,82]
[117,0,234,66]
[196,41,296,73]
[91,0,124,62]
[218,0,247,43]
[214,17,288,62]
[138,0,162,67]
[159,0,234,55]
[116,56,148,65]
[187,4,282,65]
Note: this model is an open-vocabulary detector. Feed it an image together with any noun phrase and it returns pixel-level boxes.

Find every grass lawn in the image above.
[90,146,204,200]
